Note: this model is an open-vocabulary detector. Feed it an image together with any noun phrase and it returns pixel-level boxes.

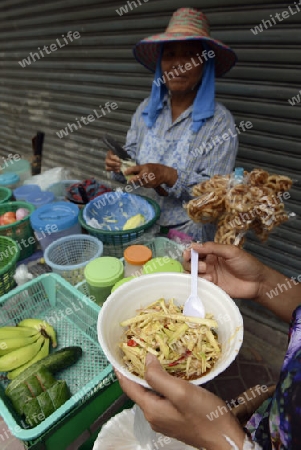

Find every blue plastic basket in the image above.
[0,273,112,442]
[83,192,156,228]
[44,235,103,286]
[79,193,160,246]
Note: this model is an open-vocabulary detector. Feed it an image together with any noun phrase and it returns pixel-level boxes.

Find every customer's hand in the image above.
[116,354,246,450]
[183,242,267,300]
[124,163,177,188]
[105,150,121,173]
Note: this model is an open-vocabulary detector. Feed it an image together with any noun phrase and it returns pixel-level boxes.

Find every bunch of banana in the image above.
[0,319,57,380]
[17,319,57,348]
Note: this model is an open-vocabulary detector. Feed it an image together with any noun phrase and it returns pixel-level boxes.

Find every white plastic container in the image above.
[98,273,244,388]
[123,245,152,277]
[30,201,81,251]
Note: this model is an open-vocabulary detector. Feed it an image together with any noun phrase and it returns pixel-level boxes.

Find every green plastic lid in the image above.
[111,276,134,293]
[3,158,30,174]
[84,257,124,287]
[143,257,183,275]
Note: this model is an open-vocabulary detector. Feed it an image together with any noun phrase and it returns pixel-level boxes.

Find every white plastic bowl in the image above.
[93,405,197,450]
[97,273,243,387]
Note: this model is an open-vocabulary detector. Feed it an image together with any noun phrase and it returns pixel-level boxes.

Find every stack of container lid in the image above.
[0,173,20,190]
[3,158,31,184]
[13,185,54,207]
[30,202,82,251]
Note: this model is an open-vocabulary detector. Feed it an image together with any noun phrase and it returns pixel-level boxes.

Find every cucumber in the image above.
[5,347,82,396]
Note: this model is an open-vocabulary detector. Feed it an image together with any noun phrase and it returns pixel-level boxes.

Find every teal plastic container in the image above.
[3,158,31,184]
[0,172,20,189]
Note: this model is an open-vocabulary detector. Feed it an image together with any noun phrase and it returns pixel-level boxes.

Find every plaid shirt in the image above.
[116,96,238,240]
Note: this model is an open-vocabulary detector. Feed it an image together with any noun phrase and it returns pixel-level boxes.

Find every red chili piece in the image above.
[168,350,192,367]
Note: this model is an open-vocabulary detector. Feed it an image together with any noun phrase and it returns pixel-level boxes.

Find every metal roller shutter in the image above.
[0,0,300,277]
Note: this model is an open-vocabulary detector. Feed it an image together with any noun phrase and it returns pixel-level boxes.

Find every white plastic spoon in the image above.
[183,248,205,318]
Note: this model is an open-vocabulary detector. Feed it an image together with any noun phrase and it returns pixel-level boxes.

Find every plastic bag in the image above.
[23,167,72,190]
[13,264,33,286]
[92,405,196,450]
[185,191,225,223]
[186,168,295,248]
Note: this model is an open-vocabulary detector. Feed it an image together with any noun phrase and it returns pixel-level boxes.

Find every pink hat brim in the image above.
[133,35,237,77]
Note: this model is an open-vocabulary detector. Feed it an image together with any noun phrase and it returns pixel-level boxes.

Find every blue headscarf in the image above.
[142,43,215,133]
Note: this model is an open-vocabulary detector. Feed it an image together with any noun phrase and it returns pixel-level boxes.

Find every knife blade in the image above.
[102,134,132,160]
[102,134,168,196]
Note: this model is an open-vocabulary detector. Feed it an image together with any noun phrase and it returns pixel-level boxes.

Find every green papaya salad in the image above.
[119,299,221,380]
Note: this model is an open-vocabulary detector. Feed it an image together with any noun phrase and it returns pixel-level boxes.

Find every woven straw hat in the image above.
[133,8,237,77]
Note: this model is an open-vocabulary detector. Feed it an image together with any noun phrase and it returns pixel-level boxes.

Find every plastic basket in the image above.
[76,279,92,299]
[0,186,13,203]
[79,194,160,246]
[44,235,103,286]
[0,201,36,261]
[144,236,186,263]
[46,180,80,201]
[0,273,112,442]
[75,237,184,297]
[0,235,20,295]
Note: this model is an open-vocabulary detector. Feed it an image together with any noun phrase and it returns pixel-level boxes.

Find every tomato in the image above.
[1,212,17,225]
[168,350,192,367]
[127,339,137,347]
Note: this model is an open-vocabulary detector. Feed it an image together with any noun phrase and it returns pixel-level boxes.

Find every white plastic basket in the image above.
[44,234,103,285]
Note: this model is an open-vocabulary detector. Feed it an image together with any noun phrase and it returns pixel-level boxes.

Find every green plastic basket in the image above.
[0,235,20,295]
[0,273,112,442]
[0,186,13,204]
[79,195,160,248]
[0,201,36,261]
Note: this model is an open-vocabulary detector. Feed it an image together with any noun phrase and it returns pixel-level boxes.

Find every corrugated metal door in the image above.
[0,0,300,277]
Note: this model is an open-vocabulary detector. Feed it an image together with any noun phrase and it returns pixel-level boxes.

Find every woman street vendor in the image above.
[105,7,239,241]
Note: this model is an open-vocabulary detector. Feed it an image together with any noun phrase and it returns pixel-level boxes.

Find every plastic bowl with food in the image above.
[97,273,243,387]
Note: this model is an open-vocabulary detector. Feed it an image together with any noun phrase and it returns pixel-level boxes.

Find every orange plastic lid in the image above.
[124,245,152,265]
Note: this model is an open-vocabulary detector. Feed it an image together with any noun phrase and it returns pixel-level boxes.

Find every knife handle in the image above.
[154,186,168,196]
